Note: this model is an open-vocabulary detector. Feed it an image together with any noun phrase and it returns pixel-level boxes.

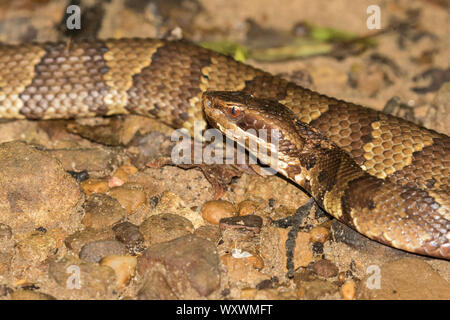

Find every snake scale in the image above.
[0,38,448,259]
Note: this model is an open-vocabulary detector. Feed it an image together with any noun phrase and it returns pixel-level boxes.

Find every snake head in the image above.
[202,90,299,138]
[202,91,339,175]
[202,91,329,152]
[202,91,313,170]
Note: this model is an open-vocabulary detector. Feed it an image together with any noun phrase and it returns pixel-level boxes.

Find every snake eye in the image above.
[226,106,243,119]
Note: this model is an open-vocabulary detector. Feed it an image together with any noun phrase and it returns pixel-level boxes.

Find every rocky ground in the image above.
[0,0,448,300]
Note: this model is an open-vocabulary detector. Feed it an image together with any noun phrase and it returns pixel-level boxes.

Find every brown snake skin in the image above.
[0,38,448,259]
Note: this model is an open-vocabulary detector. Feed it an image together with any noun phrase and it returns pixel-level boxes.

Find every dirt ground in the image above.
[0,0,448,300]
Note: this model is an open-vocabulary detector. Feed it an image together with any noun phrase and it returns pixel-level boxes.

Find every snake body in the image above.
[0,38,448,259]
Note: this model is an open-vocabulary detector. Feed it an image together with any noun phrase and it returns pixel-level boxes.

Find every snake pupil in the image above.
[228,106,242,118]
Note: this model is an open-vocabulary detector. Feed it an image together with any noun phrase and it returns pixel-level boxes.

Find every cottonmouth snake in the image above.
[0,38,448,259]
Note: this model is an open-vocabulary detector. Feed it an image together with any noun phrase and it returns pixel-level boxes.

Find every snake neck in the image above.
[284,146,349,205]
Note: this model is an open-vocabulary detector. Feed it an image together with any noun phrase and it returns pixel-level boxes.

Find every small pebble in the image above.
[66,170,90,183]
[82,194,126,229]
[100,255,137,291]
[340,280,355,300]
[112,222,144,247]
[312,259,339,278]
[237,200,258,215]
[79,240,128,263]
[309,226,330,243]
[201,200,236,225]
[81,178,109,195]
[108,184,147,215]
[140,213,193,245]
